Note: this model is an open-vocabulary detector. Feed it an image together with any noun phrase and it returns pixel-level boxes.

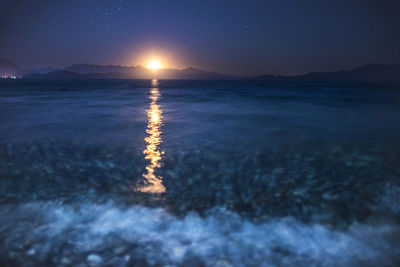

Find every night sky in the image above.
[0,0,399,75]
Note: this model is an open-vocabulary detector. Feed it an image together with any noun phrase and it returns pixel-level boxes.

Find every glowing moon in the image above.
[148,60,161,70]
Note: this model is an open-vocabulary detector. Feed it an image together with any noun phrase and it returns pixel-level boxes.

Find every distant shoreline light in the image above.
[0,75,19,79]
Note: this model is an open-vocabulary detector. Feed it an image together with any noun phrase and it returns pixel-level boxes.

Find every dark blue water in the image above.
[0,79,399,266]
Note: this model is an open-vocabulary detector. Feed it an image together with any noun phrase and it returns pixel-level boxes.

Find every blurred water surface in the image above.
[0,79,399,266]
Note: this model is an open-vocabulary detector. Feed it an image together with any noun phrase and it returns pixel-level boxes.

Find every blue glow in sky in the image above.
[0,0,399,75]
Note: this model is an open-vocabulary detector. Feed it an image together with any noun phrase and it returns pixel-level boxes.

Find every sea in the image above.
[0,79,399,266]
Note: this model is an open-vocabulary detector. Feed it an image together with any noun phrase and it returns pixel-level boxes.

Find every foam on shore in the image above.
[0,201,398,266]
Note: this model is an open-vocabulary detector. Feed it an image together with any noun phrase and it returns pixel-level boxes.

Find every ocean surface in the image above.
[0,79,399,266]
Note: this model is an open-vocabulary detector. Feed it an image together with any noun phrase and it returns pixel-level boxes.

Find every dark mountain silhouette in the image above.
[25,64,240,80]
[148,67,239,80]
[65,64,136,74]
[24,63,400,82]
[26,70,82,79]
[255,64,400,83]
[0,58,21,76]
[22,66,61,75]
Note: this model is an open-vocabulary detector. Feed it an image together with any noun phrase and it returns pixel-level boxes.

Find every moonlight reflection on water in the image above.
[0,80,399,266]
[139,79,166,193]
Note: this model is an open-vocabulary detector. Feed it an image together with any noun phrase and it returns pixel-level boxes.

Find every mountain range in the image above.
[56,64,239,80]
[254,63,400,83]
[1,58,400,82]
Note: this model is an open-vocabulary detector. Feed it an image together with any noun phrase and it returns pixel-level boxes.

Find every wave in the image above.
[0,202,398,266]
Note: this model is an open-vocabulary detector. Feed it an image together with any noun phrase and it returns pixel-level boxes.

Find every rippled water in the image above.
[0,79,399,266]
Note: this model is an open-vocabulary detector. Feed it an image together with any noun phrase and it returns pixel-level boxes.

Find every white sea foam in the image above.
[0,202,398,266]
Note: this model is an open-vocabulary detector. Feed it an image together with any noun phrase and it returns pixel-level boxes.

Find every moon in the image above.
[148,60,161,70]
